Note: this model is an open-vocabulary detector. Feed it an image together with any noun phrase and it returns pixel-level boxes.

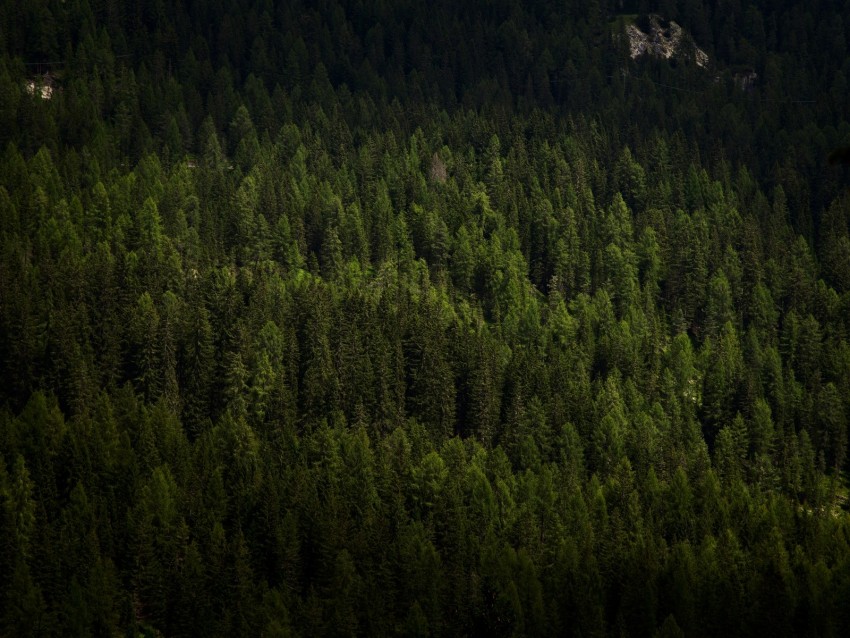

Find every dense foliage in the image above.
[2,1,850,636]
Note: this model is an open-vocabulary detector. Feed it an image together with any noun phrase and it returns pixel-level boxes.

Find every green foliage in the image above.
[2,1,850,635]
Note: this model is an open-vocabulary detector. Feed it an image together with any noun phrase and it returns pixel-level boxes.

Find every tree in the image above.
[816,383,847,474]
[129,465,183,630]
[591,373,629,477]
[701,323,744,443]
[0,456,45,636]
[181,302,215,439]
[705,271,735,338]
[129,292,161,402]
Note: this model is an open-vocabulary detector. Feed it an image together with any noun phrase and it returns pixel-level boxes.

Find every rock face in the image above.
[24,73,56,100]
[733,70,758,92]
[626,15,709,68]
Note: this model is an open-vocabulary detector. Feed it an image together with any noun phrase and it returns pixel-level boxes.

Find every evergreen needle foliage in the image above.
[1,1,850,636]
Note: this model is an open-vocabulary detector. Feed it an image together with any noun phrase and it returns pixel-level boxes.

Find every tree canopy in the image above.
[2,1,850,636]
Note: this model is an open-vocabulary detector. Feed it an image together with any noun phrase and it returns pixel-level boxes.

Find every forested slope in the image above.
[1,1,850,636]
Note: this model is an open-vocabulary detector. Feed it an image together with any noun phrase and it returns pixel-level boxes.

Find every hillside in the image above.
[1,1,850,636]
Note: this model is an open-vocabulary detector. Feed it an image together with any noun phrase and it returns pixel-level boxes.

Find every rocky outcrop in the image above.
[626,15,709,68]
[733,69,758,92]
[25,72,57,100]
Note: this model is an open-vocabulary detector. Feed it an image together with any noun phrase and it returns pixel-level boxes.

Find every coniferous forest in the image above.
[2,0,850,635]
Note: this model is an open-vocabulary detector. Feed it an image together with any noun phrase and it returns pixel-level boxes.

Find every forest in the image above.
[1,0,850,636]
